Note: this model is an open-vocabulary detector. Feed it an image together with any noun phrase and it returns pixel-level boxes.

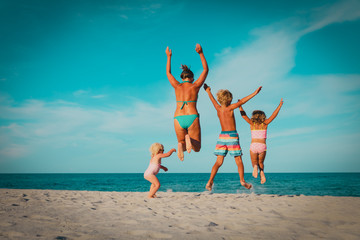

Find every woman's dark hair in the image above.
[180,65,194,79]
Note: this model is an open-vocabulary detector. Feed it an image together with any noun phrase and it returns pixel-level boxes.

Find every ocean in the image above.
[0,173,359,197]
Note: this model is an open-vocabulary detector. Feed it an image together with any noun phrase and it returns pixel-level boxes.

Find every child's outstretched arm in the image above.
[160,165,168,172]
[166,47,179,88]
[158,148,176,158]
[204,84,220,110]
[264,98,284,125]
[193,44,209,88]
[239,106,252,125]
[239,86,262,105]
[228,86,262,110]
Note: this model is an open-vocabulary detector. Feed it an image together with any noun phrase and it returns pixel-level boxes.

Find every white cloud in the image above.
[73,90,107,100]
[91,94,107,99]
[0,144,29,158]
[119,14,128,20]
[202,0,360,173]
[300,0,360,36]
[270,127,317,138]
[208,30,297,96]
[0,95,175,164]
[73,89,88,97]
[207,0,360,120]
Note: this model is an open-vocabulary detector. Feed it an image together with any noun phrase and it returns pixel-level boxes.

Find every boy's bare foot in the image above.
[260,171,266,184]
[185,134,192,153]
[240,181,252,189]
[205,182,213,191]
[177,142,184,161]
[252,165,258,178]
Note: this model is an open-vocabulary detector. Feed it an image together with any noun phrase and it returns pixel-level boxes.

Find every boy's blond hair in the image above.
[217,89,233,106]
[149,143,164,157]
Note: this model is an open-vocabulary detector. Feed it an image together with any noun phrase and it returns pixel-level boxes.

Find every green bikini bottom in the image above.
[174,114,199,130]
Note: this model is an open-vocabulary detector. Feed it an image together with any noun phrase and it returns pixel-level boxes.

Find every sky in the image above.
[0,0,359,173]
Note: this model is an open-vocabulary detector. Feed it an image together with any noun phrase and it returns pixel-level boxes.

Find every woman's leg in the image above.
[206,155,224,191]
[185,134,192,153]
[145,175,161,198]
[188,117,201,152]
[174,119,187,161]
[234,155,252,189]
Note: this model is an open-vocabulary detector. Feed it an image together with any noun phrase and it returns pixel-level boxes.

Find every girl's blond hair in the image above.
[217,89,233,106]
[251,110,266,124]
[149,143,164,157]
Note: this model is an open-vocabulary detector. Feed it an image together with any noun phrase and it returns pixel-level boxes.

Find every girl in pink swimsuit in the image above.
[239,98,283,184]
[144,143,176,198]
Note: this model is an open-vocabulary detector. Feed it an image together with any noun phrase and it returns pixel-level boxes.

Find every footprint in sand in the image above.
[120,219,138,225]
[128,230,172,239]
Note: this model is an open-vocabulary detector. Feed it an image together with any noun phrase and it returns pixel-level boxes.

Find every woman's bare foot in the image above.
[177,142,184,161]
[252,165,258,178]
[240,181,252,189]
[260,171,266,184]
[185,134,192,153]
[205,182,213,191]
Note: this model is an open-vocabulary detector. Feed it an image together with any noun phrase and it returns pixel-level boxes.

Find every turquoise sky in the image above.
[1,0,359,173]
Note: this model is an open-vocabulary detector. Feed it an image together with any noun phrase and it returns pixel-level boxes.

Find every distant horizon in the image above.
[1,172,359,174]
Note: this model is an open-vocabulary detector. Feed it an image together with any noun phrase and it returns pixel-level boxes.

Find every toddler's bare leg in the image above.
[206,156,224,191]
[145,175,161,198]
[149,184,157,197]
[234,156,252,189]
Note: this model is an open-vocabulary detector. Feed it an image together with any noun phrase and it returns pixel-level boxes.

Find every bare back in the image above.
[174,82,200,116]
[216,106,237,131]
[149,154,162,165]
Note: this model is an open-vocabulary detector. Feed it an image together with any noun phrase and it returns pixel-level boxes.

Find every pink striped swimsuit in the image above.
[251,129,267,139]
[250,128,267,154]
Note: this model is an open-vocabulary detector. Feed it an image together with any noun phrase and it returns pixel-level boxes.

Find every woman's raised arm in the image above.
[193,44,209,88]
[166,46,179,88]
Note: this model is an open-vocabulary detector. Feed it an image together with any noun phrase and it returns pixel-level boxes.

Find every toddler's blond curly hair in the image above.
[149,143,164,157]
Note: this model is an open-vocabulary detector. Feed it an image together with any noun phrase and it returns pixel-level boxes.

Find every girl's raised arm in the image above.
[239,106,252,125]
[264,98,284,125]
[193,44,209,88]
[166,47,179,88]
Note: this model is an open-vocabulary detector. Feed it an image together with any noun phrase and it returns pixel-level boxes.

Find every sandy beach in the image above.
[0,189,359,240]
